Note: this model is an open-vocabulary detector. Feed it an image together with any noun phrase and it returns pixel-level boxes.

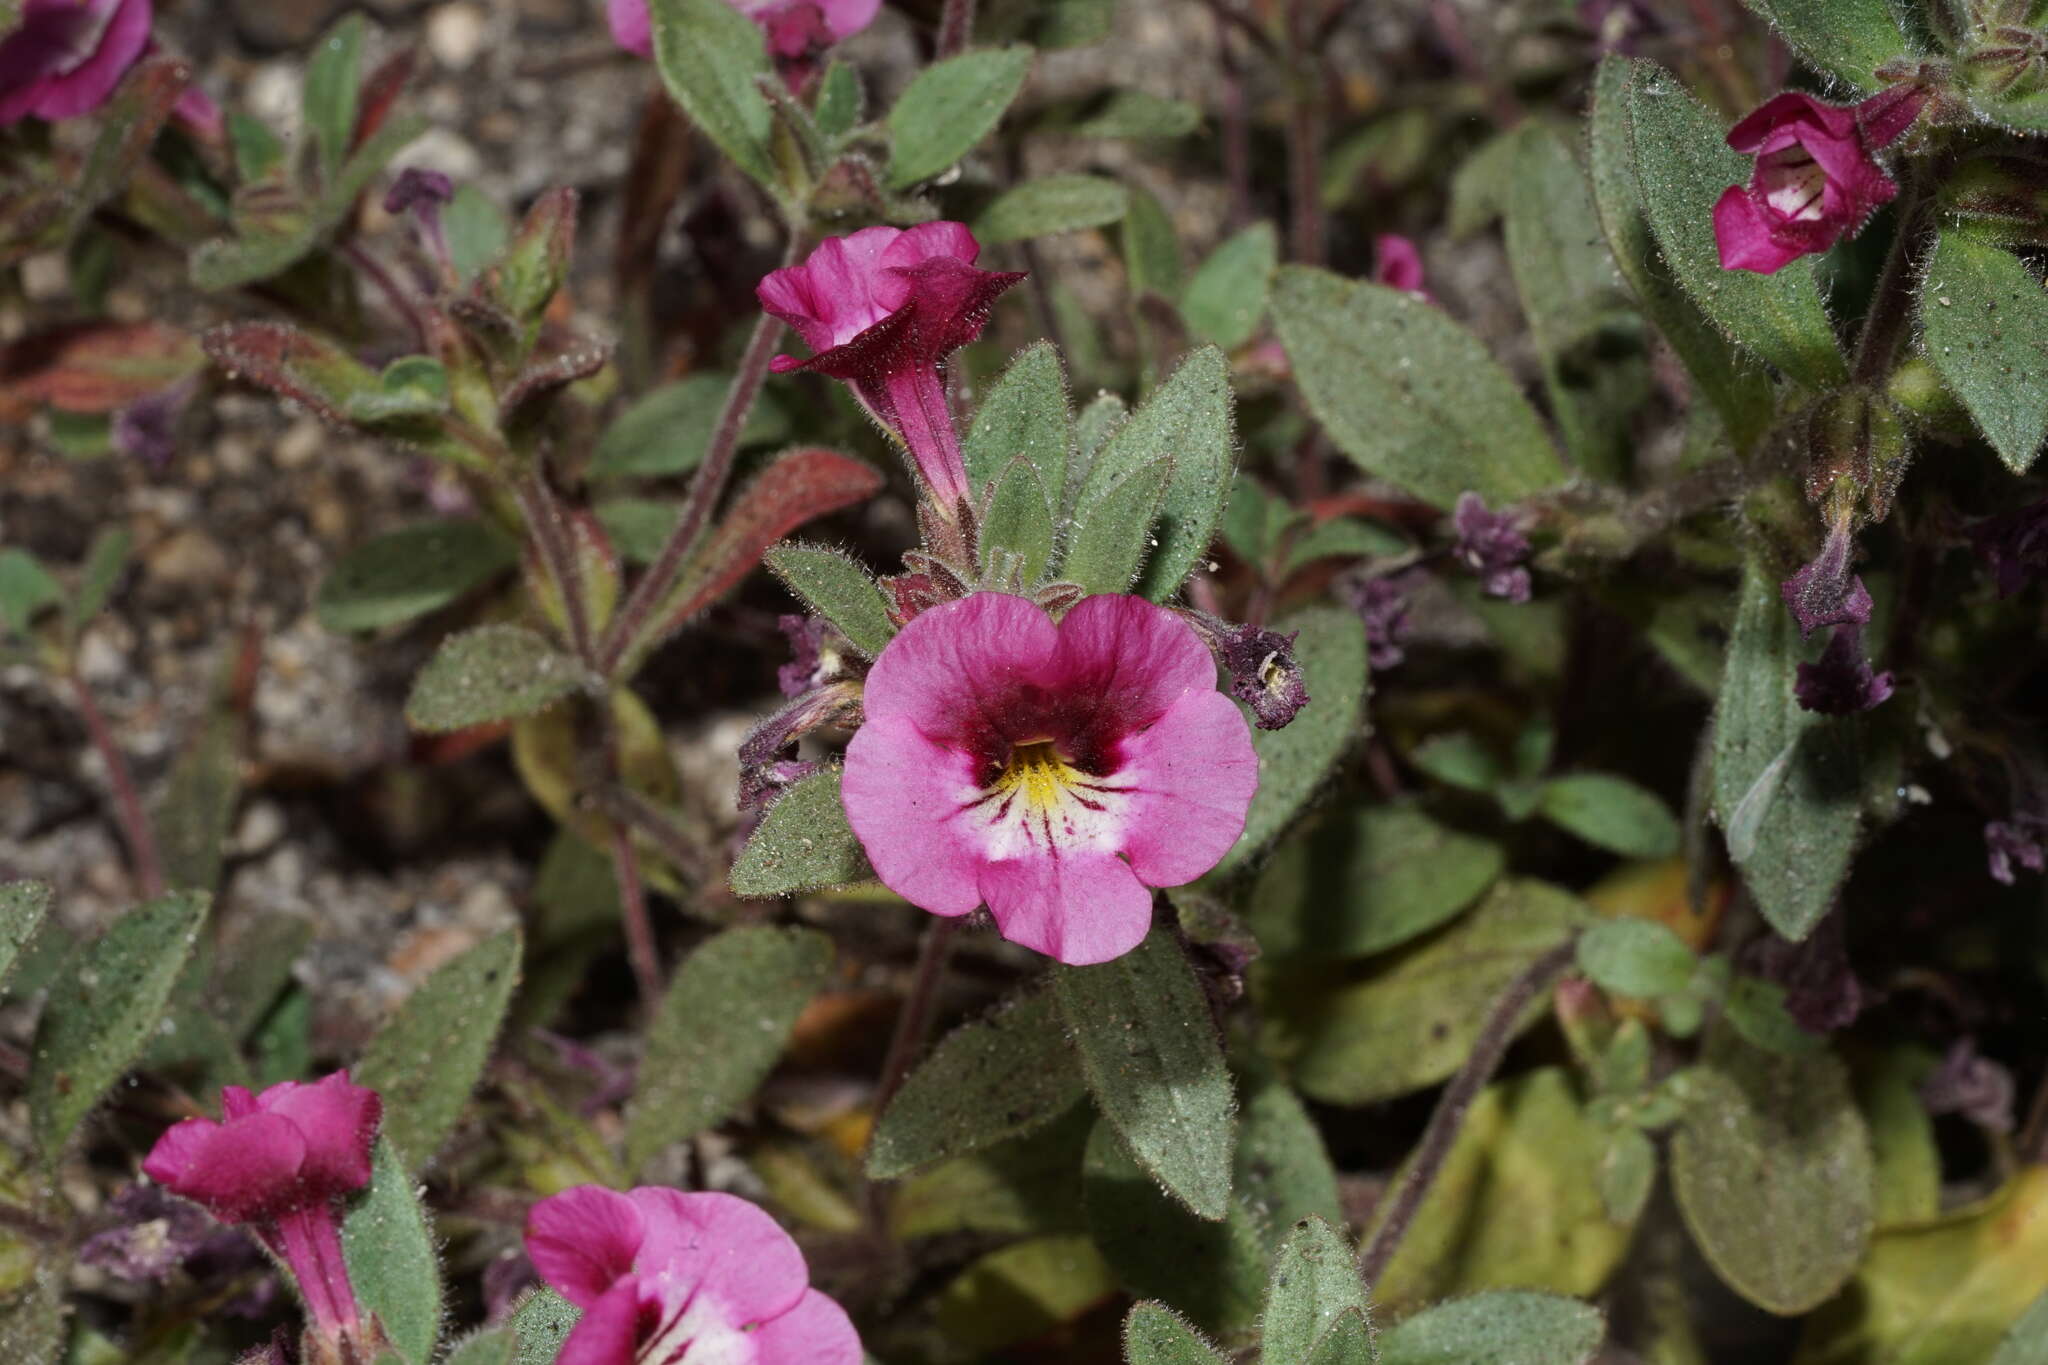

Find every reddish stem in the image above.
[272,1204,361,1343]
[68,672,165,900]
[609,819,664,1008]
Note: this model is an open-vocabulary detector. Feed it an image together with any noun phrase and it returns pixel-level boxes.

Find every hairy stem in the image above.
[608,819,663,1008]
[872,917,962,1125]
[1851,186,1931,388]
[592,783,708,884]
[936,0,977,58]
[1356,939,1578,1289]
[515,473,598,666]
[1283,20,1326,266]
[342,242,431,353]
[69,673,165,900]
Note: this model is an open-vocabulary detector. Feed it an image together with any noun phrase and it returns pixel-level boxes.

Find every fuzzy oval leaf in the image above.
[1922,231,2048,474]
[626,925,835,1171]
[1248,803,1504,959]
[1216,607,1368,873]
[317,521,518,633]
[342,1137,442,1365]
[1537,773,1681,858]
[354,928,522,1171]
[1737,0,1911,90]
[1619,59,1844,388]
[976,173,1130,244]
[730,767,873,896]
[1378,1291,1605,1365]
[932,1233,1118,1354]
[648,0,776,190]
[1576,917,1696,999]
[1054,929,1236,1221]
[405,625,585,733]
[29,891,207,1161]
[1710,557,1861,941]
[0,550,60,637]
[764,544,898,656]
[1061,455,1170,595]
[1261,1216,1372,1365]
[868,991,1085,1179]
[1309,1308,1377,1365]
[444,1328,517,1365]
[1073,90,1202,140]
[0,881,51,993]
[1124,1303,1228,1364]
[1671,1028,1875,1315]
[886,45,1035,190]
[964,341,1072,496]
[1271,264,1565,508]
[980,456,1059,588]
[1181,222,1278,351]
[511,1288,581,1365]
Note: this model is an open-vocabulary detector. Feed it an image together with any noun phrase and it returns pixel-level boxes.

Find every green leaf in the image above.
[965,341,1073,496]
[66,528,130,638]
[0,549,59,636]
[1536,773,1680,857]
[595,499,680,566]
[343,356,452,426]
[1061,455,1171,595]
[29,891,207,1161]
[1054,929,1236,1220]
[354,928,522,1170]
[1721,974,1825,1055]
[932,1234,1118,1354]
[405,625,587,733]
[0,882,51,992]
[1073,90,1202,140]
[1181,223,1278,351]
[1266,880,1588,1106]
[1576,918,1696,998]
[648,0,777,192]
[1709,556,1861,941]
[886,45,1034,190]
[1378,1291,1604,1365]
[764,544,898,656]
[813,60,862,139]
[729,767,873,896]
[152,704,241,895]
[976,173,1130,244]
[228,110,284,183]
[980,456,1059,588]
[0,1259,69,1364]
[1247,803,1503,959]
[1922,232,2048,473]
[870,991,1084,1179]
[1587,58,1774,451]
[1411,733,1502,792]
[1073,346,1236,600]
[1271,265,1565,509]
[342,1137,443,1364]
[589,372,789,480]
[444,1327,519,1365]
[1124,1303,1228,1364]
[1736,0,1911,90]
[624,925,834,1171]
[891,1102,1091,1240]
[317,520,518,633]
[511,1288,581,1365]
[1855,1046,1940,1227]
[1618,59,1845,389]
[982,0,1114,47]
[1260,1217,1373,1365]
[1599,1127,1657,1225]
[302,12,363,186]
[1216,607,1367,873]
[1992,1291,2048,1365]
[445,186,511,285]
[1671,1027,1874,1314]
[1121,183,1184,299]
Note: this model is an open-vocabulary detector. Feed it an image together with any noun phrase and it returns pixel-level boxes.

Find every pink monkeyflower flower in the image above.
[0,0,151,123]
[524,1185,861,1365]
[1372,233,1430,300]
[1713,86,1927,275]
[757,224,1023,518]
[841,592,1260,965]
[143,1071,382,1350]
[608,0,877,83]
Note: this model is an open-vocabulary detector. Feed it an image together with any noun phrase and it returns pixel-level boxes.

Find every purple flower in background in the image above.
[1986,817,2046,885]
[1969,496,2048,597]
[609,0,878,82]
[1794,625,1893,716]
[0,0,151,123]
[776,614,840,698]
[111,375,196,469]
[1781,520,1872,638]
[1452,493,1532,603]
[1339,571,1413,671]
[1745,909,1864,1033]
[1920,1038,2015,1133]
[1372,234,1430,301]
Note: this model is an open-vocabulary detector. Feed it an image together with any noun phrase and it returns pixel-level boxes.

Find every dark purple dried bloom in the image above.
[111,377,196,469]
[1451,492,1532,603]
[1794,625,1894,715]
[1339,572,1412,671]
[1781,521,1872,637]
[80,1185,274,1316]
[1745,909,1864,1033]
[1986,818,2047,885]
[483,1250,540,1324]
[1219,624,1309,730]
[1920,1038,2016,1133]
[737,680,861,811]
[1969,496,2048,598]
[777,614,833,698]
[384,167,454,218]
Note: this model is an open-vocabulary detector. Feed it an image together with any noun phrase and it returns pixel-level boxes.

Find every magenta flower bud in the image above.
[840,593,1259,965]
[757,224,1024,517]
[0,0,152,123]
[1372,234,1430,301]
[524,1185,861,1365]
[609,0,877,81]
[144,1072,381,1346]
[1713,86,1927,275]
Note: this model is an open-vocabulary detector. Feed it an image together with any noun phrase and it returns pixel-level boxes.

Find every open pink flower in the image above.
[608,0,877,81]
[1713,86,1926,274]
[757,224,1023,516]
[525,1186,860,1365]
[841,592,1259,965]
[0,0,152,123]
[144,1071,381,1347]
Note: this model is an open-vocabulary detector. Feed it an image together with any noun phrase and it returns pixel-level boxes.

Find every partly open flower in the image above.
[608,0,877,83]
[1713,86,1926,275]
[757,224,1023,517]
[1793,624,1893,715]
[0,0,152,123]
[1780,518,1872,638]
[144,1072,381,1349]
[841,592,1259,965]
[525,1185,860,1365]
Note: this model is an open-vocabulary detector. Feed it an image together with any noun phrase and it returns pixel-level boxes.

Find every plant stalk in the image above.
[871,916,962,1126]
[1850,186,1932,388]
[69,672,165,900]
[515,473,598,667]
[608,820,663,1008]
[936,0,978,58]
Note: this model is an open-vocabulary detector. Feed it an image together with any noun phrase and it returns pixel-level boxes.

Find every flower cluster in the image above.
[609,0,877,84]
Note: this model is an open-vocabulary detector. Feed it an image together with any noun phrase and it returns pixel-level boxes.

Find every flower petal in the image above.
[625,1189,811,1323]
[525,1186,646,1308]
[144,1113,307,1225]
[1713,186,1807,273]
[607,0,652,55]
[980,846,1155,966]
[24,0,149,121]
[842,715,989,918]
[859,592,1060,741]
[555,1279,645,1365]
[256,1071,381,1199]
[758,226,918,356]
[749,1288,865,1365]
[1116,691,1259,888]
[1049,594,1219,728]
